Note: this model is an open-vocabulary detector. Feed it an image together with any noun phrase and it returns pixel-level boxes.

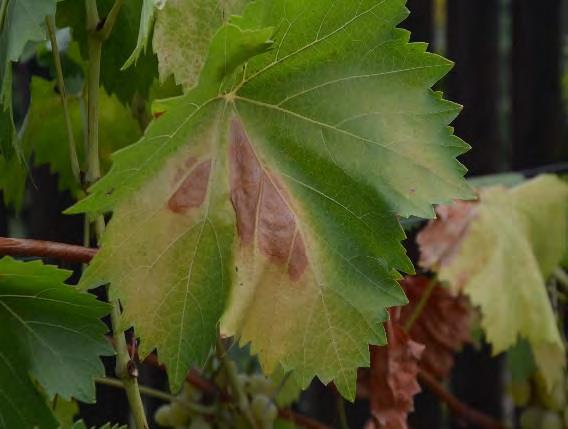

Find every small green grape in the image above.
[188,416,212,429]
[182,382,202,402]
[249,374,274,396]
[509,380,530,407]
[520,406,544,429]
[168,401,191,426]
[251,393,278,428]
[236,373,250,394]
[540,410,563,429]
[154,404,172,427]
[536,376,566,411]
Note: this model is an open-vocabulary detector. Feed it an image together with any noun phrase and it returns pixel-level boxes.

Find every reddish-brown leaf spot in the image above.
[399,276,471,380]
[229,117,308,281]
[167,160,211,213]
[416,200,478,271]
[365,319,424,429]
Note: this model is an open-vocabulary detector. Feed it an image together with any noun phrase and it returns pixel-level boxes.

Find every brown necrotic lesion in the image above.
[168,159,212,213]
[229,117,308,281]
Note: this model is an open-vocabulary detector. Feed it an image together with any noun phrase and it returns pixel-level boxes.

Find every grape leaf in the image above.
[122,0,164,69]
[53,397,79,429]
[57,0,158,105]
[25,76,142,194]
[417,174,568,390]
[0,0,58,156]
[152,0,247,90]
[70,0,472,399]
[366,319,424,429]
[0,257,112,428]
[399,275,470,379]
[0,144,28,208]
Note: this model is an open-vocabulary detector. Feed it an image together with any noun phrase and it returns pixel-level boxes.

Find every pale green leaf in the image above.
[152,0,248,89]
[0,257,112,428]
[53,397,79,429]
[420,175,568,390]
[72,0,472,399]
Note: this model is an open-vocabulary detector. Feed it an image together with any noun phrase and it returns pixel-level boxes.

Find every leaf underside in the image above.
[72,0,473,399]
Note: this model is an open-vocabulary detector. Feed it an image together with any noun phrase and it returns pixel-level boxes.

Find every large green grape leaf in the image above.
[57,0,158,104]
[152,0,247,90]
[0,257,112,428]
[70,0,472,399]
[418,175,568,390]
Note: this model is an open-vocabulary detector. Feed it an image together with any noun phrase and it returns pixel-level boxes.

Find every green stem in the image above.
[99,0,124,40]
[85,36,101,186]
[84,1,147,427]
[0,0,9,33]
[215,336,258,429]
[85,4,106,241]
[554,268,568,290]
[85,0,99,31]
[95,377,216,415]
[111,302,149,429]
[336,395,349,429]
[403,277,437,332]
[45,15,81,184]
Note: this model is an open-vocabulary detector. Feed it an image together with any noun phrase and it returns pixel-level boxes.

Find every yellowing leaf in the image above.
[71,0,472,400]
[152,0,248,89]
[418,175,568,390]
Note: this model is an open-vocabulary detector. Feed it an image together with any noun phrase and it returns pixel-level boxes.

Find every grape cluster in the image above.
[153,363,280,429]
[236,372,279,429]
[513,373,568,429]
[154,383,211,429]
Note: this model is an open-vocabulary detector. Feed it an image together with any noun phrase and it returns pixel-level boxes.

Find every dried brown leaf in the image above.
[416,200,478,273]
[399,276,470,379]
[365,319,424,429]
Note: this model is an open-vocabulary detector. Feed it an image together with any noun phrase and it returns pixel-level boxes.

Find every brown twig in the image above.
[0,237,504,429]
[418,369,504,429]
[278,408,330,429]
[0,237,97,263]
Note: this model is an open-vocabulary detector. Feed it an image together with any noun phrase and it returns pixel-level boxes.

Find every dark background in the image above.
[2,1,567,428]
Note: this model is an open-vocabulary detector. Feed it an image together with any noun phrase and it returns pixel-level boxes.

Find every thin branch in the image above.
[99,0,124,40]
[418,369,504,429]
[554,268,568,290]
[111,301,149,429]
[336,394,349,429]
[403,277,437,332]
[216,336,258,429]
[0,237,505,429]
[45,15,81,183]
[278,409,330,429]
[85,0,99,31]
[95,377,215,415]
[0,237,96,262]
